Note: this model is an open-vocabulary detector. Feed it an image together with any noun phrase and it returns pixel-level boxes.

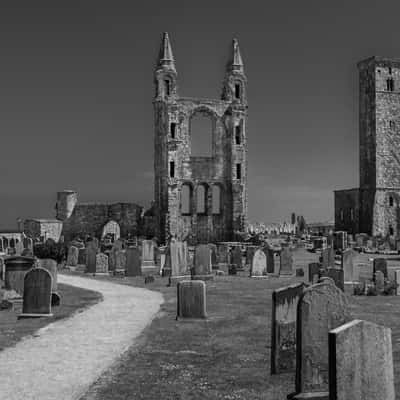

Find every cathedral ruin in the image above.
[335,57,400,237]
[153,33,248,244]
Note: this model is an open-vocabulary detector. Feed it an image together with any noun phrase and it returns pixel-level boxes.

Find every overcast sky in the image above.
[0,0,398,228]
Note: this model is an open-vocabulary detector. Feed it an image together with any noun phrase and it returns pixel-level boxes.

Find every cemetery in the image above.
[1,6,400,399]
[2,233,400,398]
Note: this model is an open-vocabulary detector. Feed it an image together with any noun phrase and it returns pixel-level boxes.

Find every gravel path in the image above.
[0,274,164,400]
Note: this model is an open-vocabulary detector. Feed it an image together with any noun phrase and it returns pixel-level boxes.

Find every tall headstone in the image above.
[373,258,388,278]
[374,271,385,293]
[126,247,141,277]
[141,239,157,274]
[250,249,267,277]
[168,241,190,284]
[67,246,79,267]
[264,245,275,274]
[289,279,351,399]
[95,253,109,274]
[19,268,52,318]
[176,280,206,319]
[218,244,229,267]
[85,241,98,274]
[271,283,306,375]
[115,250,126,273]
[329,319,395,400]
[192,244,213,281]
[280,247,294,276]
[209,243,218,270]
[341,249,355,283]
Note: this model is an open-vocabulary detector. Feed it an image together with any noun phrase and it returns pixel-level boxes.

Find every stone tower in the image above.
[153,33,248,244]
[335,57,400,236]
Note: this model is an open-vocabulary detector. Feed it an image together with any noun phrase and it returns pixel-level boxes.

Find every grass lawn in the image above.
[0,282,102,351]
[78,248,400,400]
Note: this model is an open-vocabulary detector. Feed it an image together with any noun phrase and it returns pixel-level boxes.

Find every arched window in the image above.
[190,113,213,156]
[235,124,241,145]
[212,185,221,214]
[164,79,171,96]
[181,184,192,215]
[235,83,241,99]
[196,185,207,214]
[389,196,394,207]
[389,225,394,236]
[340,209,344,221]
[169,161,175,178]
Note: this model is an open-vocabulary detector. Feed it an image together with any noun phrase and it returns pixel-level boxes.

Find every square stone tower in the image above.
[153,33,248,244]
[335,57,400,236]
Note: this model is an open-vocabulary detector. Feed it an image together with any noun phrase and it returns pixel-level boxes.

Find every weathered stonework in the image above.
[335,57,400,237]
[154,33,248,244]
[56,190,142,242]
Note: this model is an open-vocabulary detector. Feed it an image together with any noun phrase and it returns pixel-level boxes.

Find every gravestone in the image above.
[264,245,275,274]
[115,250,126,273]
[280,247,294,275]
[271,283,306,375]
[141,239,157,274]
[373,258,388,278]
[396,270,400,295]
[126,247,141,277]
[95,253,109,274]
[329,319,395,400]
[176,280,206,319]
[209,243,218,270]
[289,279,351,399]
[78,248,86,265]
[218,244,229,267]
[374,271,385,293]
[19,268,52,318]
[167,241,190,284]
[308,263,321,284]
[230,246,242,271]
[250,249,267,277]
[321,247,335,269]
[192,244,213,281]
[67,246,79,266]
[85,241,98,274]
[341,249,355,283]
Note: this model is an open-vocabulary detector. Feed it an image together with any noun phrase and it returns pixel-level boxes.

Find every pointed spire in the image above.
[227,38,244,73]
[157,32,175,72]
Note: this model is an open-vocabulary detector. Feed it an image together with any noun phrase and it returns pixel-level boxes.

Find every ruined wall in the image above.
[61,202,143,241]
[153,35,248,244]
[24,219,63,242]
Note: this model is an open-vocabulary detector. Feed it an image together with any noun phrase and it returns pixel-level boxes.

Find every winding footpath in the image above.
[0,274,164,400]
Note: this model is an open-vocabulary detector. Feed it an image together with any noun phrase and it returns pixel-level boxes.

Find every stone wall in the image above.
[153,35,248,244]
[24,220,63,242]
[61,202,143,242]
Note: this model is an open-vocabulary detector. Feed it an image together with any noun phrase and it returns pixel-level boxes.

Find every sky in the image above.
[0,0,399,228]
